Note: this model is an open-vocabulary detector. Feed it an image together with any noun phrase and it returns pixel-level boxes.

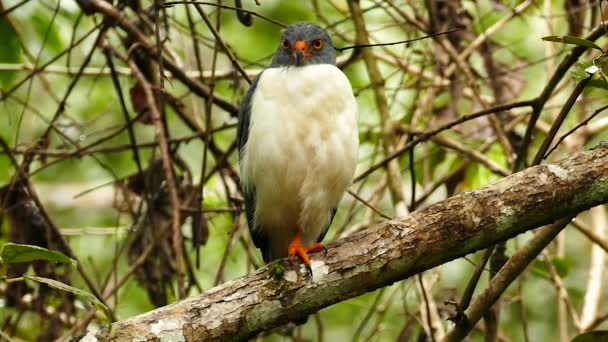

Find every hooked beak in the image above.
[293,40,310,66]
[295,50,304,65]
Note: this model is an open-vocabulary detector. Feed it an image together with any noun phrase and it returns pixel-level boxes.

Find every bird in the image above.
[237,22,359,271]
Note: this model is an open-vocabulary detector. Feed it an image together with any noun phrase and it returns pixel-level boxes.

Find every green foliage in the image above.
[531,256,571,279]
[0,154,12,184]
[24,275,112,323]
[0,242,76,277]
[586,79,608,90]
[31,10,64,56]
[413,143,447,184]
[571,331,608,342]
[0,243,111,324]
[551,256,571,278]
[542,35,604,52]
[0,17,22,87]
[271,262,285,279]
[571,58,608,91]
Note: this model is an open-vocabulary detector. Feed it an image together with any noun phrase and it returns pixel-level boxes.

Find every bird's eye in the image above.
[312,39,324,50]
[281,40,290,49]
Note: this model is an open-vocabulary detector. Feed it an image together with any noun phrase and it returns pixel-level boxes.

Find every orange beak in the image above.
[293,40,311,65]
[293,40,308,52]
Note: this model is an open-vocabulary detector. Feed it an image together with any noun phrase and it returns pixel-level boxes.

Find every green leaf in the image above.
[572,61,594,81]
[32,11,64,55]
[595,55,608,76]
[571,330,608,342]
[551,256,571,278]
[1,243,76,267]
[542,35,603,52]
[0,17,22,87]
[587,79,608,90]
[530,257,571,279]
[24,275,112,323]
[531,259,550,279]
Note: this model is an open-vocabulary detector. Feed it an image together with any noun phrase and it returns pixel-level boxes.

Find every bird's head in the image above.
[270,22,336,67]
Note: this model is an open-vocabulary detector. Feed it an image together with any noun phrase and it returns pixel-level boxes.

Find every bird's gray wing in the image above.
[237,72,273,262]
[316,207,337,243]
[237,73,263,158]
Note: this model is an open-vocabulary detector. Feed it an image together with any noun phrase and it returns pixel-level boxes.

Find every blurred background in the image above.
[0,0,607,341]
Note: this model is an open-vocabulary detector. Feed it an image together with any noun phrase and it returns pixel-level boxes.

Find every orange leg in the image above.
[287,230,325,271]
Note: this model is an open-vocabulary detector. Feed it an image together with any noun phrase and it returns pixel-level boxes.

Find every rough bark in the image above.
[86,144,608,341]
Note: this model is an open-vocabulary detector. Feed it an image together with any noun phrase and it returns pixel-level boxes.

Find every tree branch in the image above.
[443,217,573,341]
[88,145,608,341]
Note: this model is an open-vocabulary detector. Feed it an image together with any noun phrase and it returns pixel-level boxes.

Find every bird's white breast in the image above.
[241,64,358,250]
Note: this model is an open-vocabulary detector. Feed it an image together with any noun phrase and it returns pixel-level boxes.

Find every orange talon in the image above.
[287,230,325,271]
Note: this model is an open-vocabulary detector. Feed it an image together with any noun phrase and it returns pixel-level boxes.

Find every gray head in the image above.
[270,22,336,67]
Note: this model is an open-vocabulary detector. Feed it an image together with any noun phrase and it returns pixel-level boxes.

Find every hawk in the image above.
[237,22,358,270]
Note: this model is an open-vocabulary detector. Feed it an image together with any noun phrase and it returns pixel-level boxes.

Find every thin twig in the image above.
[354,100,534,183]
[532,76,592,165]
[571,218,608,253]
[335,28,462,52]
[545,103,608,159]
[163,1,286,27]
[126,51,186,299]
[442,217,573,342]
[516,24,607,169]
